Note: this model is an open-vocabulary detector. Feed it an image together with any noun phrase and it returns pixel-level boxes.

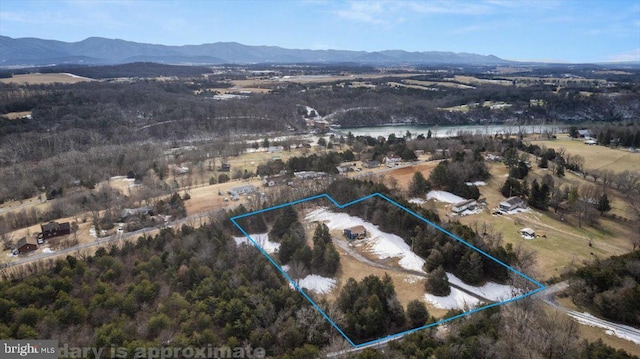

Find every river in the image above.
[332,124,566,139]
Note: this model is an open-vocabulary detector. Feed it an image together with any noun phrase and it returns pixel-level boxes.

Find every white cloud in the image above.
[335,1,388,25]
[0,11,32,23]
[406,1,492,15]
[332,0,562,25]
[606,48,640,62]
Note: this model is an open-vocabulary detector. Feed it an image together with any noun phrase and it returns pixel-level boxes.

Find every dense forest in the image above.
[568,251,640,327]
[1,209,637,358]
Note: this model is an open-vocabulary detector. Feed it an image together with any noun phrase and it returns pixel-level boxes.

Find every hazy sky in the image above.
[1,0,639,63]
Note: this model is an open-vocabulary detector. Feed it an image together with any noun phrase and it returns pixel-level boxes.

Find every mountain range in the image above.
[0,36,511,67]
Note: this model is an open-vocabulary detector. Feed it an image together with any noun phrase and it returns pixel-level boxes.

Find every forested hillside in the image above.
[1,215,637,358]
[0,224,328,357]
[569,251,640,327]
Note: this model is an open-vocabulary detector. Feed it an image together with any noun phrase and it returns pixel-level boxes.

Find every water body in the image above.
[333,124,566,139]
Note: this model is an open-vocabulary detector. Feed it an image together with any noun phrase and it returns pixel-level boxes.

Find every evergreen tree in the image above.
[425,266,450,296]
[322,244,340,276]
[529,179,549,210]
[501,176,524,198]
[429,161,450,188]
[292,245,312,268]
[509,160,529,179]
[424,249,444,273]
[406,299,429,328]
[597,193,611,215]
[279,233,303,264]
[400,147,417,161]
[458,251,484,286]
[539,156,548,168]
[269,206,299,241]
[309,223,340,275]
[408,171,430,197]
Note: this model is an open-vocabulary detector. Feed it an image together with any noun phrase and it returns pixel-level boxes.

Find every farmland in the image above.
[530,135,639,173]
[0,73,94,84]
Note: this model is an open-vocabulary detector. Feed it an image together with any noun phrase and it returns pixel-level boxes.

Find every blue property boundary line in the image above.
[230,193,546,348]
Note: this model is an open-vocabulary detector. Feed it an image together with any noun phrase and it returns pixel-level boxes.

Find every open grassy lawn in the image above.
[453,75,513,86]
[0,73,94,85]
[529,135,640,173]
[2,111,32,119]
[519,150,636,220]
[448,161,635,281]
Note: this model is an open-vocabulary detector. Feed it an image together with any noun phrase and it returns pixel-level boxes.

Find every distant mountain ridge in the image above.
[0,36,512,67]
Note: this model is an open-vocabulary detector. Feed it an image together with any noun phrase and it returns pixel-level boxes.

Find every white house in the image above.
[452,199,477,214]
[294,171,326,180]
[337,165,354,174]
[499,196,525,212]
[228,185,256,197]
[383,155,402,166]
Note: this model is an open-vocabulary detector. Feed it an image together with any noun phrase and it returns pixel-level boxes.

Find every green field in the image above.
[530,135,639,173]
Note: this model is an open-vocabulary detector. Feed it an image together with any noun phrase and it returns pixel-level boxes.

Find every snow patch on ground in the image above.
[506,208,531,215]
[456,208,483,216]
[426,190,465,204]
[409,198,426,205]
[404,275,424,284]
[424,288,480,309]
[465,181,487,186]
[568,312,640,345]
[297,274,336,294]
[63,73,89,79]
[42,248,55,254]
[446,273,519,302]
[306,208,425,272]
[424,273,519,310]
[234,233,280,254]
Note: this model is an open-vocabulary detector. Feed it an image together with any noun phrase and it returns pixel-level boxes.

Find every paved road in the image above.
[1,211,213,270]
[0,199,41,215]
[326,282,640,357]
[537,281,640,346]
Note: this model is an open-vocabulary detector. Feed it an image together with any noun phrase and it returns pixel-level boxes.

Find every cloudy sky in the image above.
[1,0,639,63]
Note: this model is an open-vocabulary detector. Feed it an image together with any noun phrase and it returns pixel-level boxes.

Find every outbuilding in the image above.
[13,237,38,255]
[343,225,367,240]
[452,199,477,214]
[520,228,535,239]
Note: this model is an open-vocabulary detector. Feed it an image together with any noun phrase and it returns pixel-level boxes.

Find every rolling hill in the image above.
[0,36,512,67]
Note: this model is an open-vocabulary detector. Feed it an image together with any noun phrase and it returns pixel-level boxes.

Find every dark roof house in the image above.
[363,160,380,169]
[577,129,594,138]
[39,221,71,239]
[13,237,38,255]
